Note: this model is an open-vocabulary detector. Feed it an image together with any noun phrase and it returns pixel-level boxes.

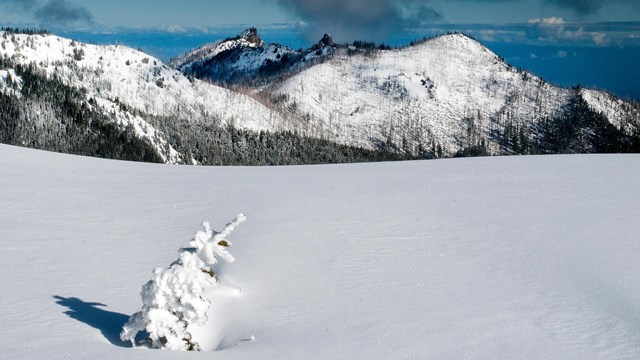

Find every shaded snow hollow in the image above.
[1,145,640,359]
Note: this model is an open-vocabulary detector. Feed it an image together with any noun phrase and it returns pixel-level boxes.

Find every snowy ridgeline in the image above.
[1,144,640,359]
[0,30,408,165]
[169,27,335,85]
[0,31,285,131]
[0,30,292,164]
[270,34,640,156]
[2,29,640,163]
[165,28,640,157]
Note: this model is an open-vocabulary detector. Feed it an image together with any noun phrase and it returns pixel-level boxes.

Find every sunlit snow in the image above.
[1,144,639,359]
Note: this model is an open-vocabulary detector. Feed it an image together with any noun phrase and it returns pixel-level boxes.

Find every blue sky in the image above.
[1,0,639,99]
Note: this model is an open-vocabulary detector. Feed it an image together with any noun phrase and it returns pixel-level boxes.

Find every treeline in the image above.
[147,115,415,165]
[0,27,50,35]
[1,57,414,165]
[535,90,640,153]
[0,61,162,163]
[454,88,640,157]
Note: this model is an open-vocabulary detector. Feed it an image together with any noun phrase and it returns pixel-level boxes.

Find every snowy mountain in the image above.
[175,31,640,157]
[270,34,640,156]
[2,28,639,164]
[0,30,293,164]
[170,28,336,85]
[3,143,640,359]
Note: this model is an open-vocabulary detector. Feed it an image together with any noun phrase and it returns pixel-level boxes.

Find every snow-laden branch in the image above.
[120,213,246,351]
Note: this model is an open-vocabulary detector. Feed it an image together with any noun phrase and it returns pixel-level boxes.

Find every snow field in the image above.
[1,144,640,359]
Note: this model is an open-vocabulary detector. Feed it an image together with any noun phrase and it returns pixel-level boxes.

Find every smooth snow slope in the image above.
[1,145,640,359]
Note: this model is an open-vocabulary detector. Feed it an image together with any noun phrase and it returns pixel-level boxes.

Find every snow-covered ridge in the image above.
[0,31,290,162]
[271,34,565,153]
[170,28,335,83]
[169,27,270,75]
[270,33,638,155]
[580,88,640,132]
[3,30,638,162]
[174,29,639,156]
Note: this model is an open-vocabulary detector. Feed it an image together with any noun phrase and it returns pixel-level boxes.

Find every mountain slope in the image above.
[170,28,336,85]
[0,62,164,163]
[1,30,408,165]
[0,30,292,163]
[173,31,640,157]
[270,34,640,156]
[2,30,638,163]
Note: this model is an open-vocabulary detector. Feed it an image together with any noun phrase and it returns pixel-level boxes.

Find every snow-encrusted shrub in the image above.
[120,214,246,351]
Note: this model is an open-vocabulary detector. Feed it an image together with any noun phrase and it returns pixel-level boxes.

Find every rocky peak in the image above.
[239,27,263,45]
[319,33,334,47]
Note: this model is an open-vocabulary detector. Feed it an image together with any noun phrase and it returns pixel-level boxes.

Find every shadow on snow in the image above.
[53,295,131,348]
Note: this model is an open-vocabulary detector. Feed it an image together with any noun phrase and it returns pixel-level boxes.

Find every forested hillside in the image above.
[0,60,162,162]
[1,28,639,165]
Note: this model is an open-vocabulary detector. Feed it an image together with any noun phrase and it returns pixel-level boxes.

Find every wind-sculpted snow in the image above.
[2,144,640,359]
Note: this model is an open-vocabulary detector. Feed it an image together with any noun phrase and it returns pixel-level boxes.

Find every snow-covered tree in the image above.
[120,214,246,351]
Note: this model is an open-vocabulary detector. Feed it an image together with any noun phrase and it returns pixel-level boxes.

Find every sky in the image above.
[1,0,639,99]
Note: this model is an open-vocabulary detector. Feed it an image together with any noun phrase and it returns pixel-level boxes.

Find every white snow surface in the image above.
[1,144,640,359]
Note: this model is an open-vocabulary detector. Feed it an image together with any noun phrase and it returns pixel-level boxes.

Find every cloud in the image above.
[0,0,37,10]
[543,0,602,14]
[451,0,639,16]
[158,24,187,33]
[275,0,443,42]
[1,0,94,26]
[528,17,565,25]
[34,0,94,25]
[527,17,610,46]
[544,0,640,15]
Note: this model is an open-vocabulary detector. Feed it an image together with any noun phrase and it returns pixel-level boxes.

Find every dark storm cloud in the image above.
[454,0,639,15]
[544,0,639,14]
[34,0,93,25]
[0,0,38,11]
[276,0,443,42]
[543,0,603,14]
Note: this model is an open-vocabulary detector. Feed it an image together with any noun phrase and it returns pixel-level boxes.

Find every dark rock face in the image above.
[319,33,334,47]
[240,27,263,45]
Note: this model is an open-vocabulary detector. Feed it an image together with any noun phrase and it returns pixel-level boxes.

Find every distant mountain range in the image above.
[170,28,640,157]
[170,27,337,85]
[1,27,639,164]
